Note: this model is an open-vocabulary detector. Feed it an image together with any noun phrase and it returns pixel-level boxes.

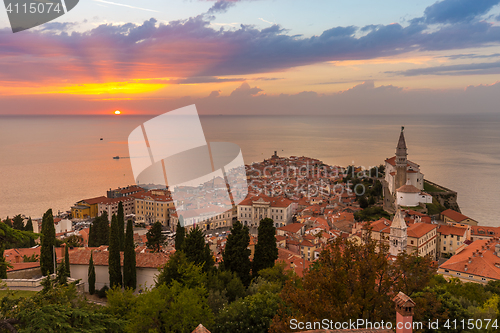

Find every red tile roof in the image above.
[277,223,304,233]
[441,209,471,223]
[7,262,40,272]
[407,223,437,238]
[79,196,108,205]
[396,184,421,193]
[69,247,170,268]
[438,224,467,237]
[440,238,500,280]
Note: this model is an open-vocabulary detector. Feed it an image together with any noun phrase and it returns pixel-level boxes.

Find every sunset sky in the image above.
[1,0,500,115]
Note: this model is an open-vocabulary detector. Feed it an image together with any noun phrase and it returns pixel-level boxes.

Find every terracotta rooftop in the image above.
[69,247,170,268]
[191,324,211,333]
[471,226,500,237]
[440,238,500,280]
[277,223,304,233]
[79,196,108,205]
[441,209,471,223]
[407,223,437,239]
[438,224,468,237]
[393,291,415,308]
[396,184,421,193]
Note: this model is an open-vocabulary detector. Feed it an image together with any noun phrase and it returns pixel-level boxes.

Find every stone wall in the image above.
[424,179,461,212]
[7,267,42,280]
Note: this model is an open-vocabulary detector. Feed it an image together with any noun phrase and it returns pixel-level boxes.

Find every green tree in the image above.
[123,220,136,290]
[0,279,125,332]
[3,217,12,228]
[88,224,96,247]
[56,260,68,285]
[64,234,83,248]
[12,215,24,230]
[358,195,369,208]
[184,226,214,273]
[393,252,435,297]
[40,209,56,276]
[271,234,396,332]
[23,254,39,262]
[88,251,96,295]
[108,214,122,288]
[118,202,125,251]
[64,245,70,277]
[89,212,110,247]
[222,221,251,286]
[146,221,166,253]
[24,217,35,247]
[125,282,214,333]
[253,218,278,278]
[206,269,246,303]
[215,291,281,333]
[0,223,34,278]
[155,251,205,289]
[175,219,185,251]
[0,247,10,279]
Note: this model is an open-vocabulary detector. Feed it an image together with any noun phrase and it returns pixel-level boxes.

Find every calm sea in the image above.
[1,114,499,226]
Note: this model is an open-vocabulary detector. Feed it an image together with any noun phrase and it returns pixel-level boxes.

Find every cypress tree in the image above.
[88,251,96,295]
[108,214,122,288]
[123,220,137,290]
[12,214,24,230]
[88,224,95,247]
[146,222,166,253]
[88,216,98,247]
[222,221,251,286]
[252,218,279,277]
[64,245,71,277]
[40,209,56,276]
[89,213,110,247]
[4,217,12,228]
[98,212,110,246]
[117,202,125,251]
[25,217,35,247]
[56,260,67,285]
[175,220,185,251]
[184,226,214,273]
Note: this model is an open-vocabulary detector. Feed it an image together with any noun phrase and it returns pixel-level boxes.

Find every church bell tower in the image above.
[395,126,407,191]
[390,208,407,256]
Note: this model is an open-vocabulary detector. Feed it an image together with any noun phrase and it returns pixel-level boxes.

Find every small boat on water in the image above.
[113,156,120,159]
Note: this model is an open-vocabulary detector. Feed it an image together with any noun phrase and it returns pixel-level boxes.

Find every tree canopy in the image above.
[222,221,251,286]
[40,209,56,276]
[108,214,122,288]
[183,226,214,273]
[146,221,166,253]
[253,218,278,278]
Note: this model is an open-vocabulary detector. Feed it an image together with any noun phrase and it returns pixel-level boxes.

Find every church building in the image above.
[385,127,432,208]
[385,127,424,195]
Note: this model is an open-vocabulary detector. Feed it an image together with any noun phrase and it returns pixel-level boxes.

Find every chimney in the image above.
[393,292,415,333]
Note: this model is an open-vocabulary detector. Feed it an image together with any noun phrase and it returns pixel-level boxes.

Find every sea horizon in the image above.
[2,113,500,226]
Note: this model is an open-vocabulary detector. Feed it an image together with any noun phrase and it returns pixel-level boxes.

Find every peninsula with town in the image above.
[2,128,500,333]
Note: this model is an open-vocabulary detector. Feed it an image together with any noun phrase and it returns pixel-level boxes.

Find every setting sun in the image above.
[114,110,121,115]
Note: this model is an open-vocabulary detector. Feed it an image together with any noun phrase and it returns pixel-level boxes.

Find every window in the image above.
[444,247,446,251]
[456,272,461,276]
